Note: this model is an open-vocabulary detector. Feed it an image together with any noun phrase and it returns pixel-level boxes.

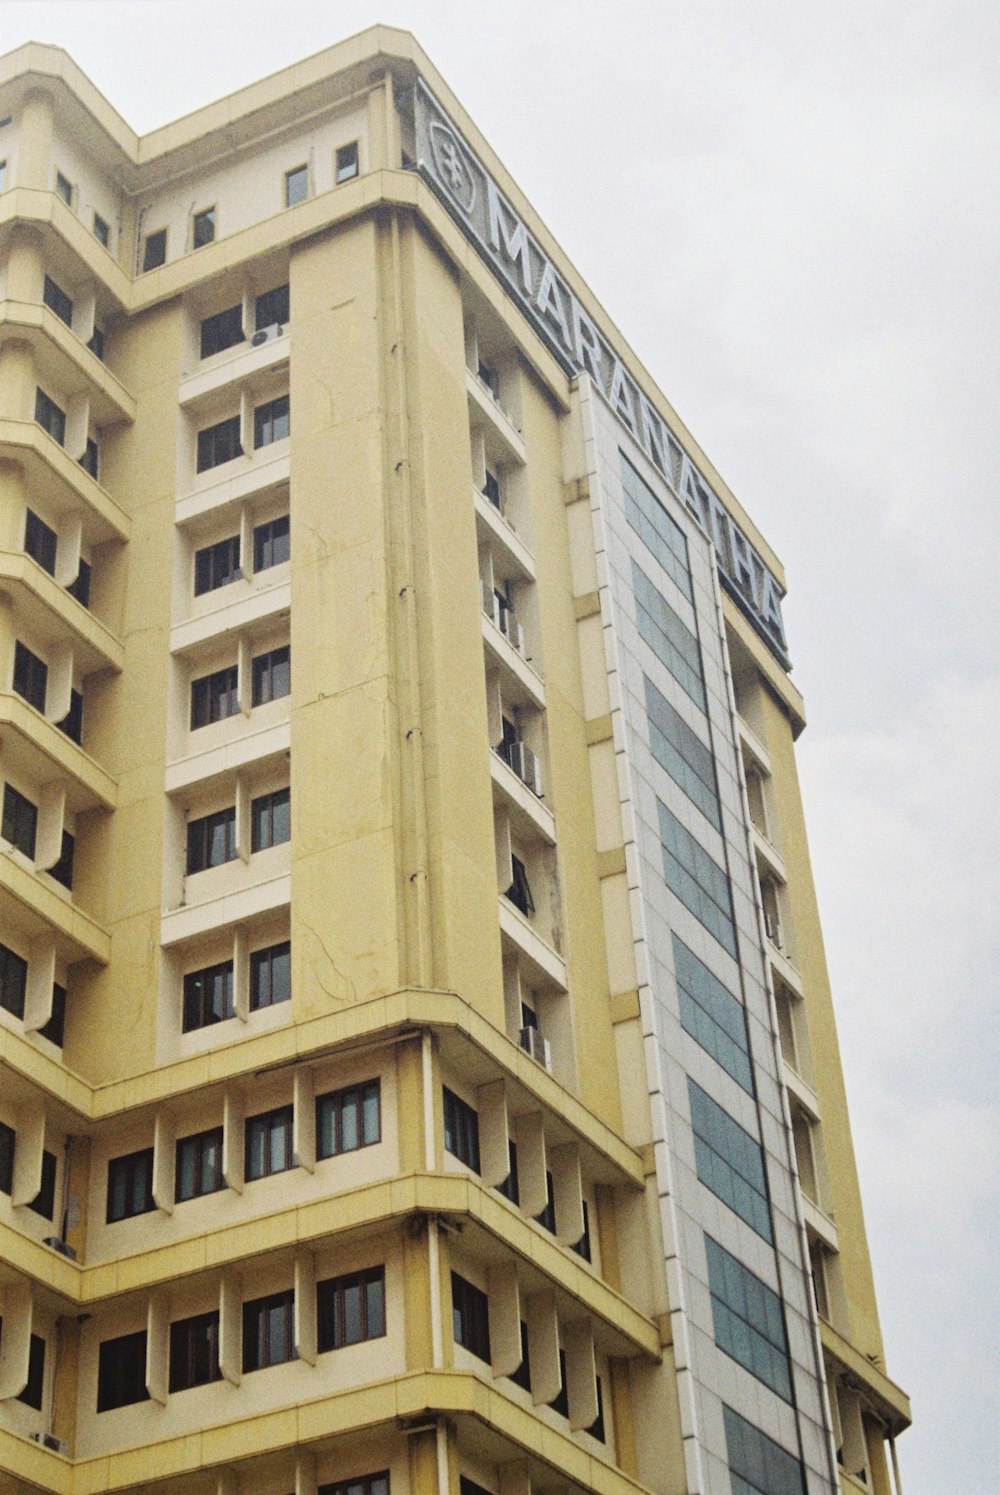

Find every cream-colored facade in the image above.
[0,26,909,1495]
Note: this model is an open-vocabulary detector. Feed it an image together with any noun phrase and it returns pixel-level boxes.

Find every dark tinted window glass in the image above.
[24,510,57,574]
[190,665,238,729]
[723,1403,807,1495]
[249,940,290,1009]
[57,688,84,746]
[106,1147,154,1223]
[285,166,308,207]
[29,1150,57,1219]
[35,388,66,445]
[245,1105,293,1180]
[505,854,534,916]
[253,395,289,448]
[43,275,73,326]
[175,1126,224,1201]
[3,784,38,859]
[242,1289,294,1371]
[18,1334,45,1409]
[673,932,754,1094]
[317,1266,385,1352]
[253,514,289,570]
[706,1234,792,1402]
[316,1079,381,1158]
[621,451,693,600]
[39,983,66,1047]
[48,829,74,890]
[186,807,237,874]
[633,560,706,712]
[97,1329,149,1410]
[169,1310,220,1391]
[0,941,28,1019]
[251,645,290,706]
[67,559,91,607]
[182,960,234,1031]
[251,787,290,852]
[193,207,216,248]
[451,1272,490,1362]
[0,1120,14,1193]
[658,799,738,959]
[336,142,359,183]
[320,1476,389,1495]
[196,417,242,473]
[645,674,721,830]
[13,640,47,712]
[93,213,110,247]
[442,1087,480,1172]
[688,1078,773,1242]
[200,304,244,359]
[88,326,105,361]
[142,229,167,271]
[193,534,241,594]
[255,284,289,330]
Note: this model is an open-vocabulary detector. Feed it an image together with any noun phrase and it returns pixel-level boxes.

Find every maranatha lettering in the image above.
[413,79,788,664]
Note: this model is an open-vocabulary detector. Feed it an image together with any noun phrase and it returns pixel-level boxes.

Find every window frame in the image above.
[28,1150,57,1220]
[255,283,289,331]
[54,170,73,206]
[450,1271,490,1363]
[253,394,290,449]
[13,639,48,712]
[242,1287,295,1372]
[0,940,28,1020]
[192,206,216,249]
[182,959,235,1031]
[169,1309,221,1392]
[43,274,73,327]
[284,165,309,207]
[193,532,241,594]
[18,1333,45,1409]
[93,212,110,248]
[106,1146,155,1224]
[175,1125,224,1202]
[0,1120,15,1194]
[336,141,359,183]
[196,416,243,475]
[249,939,291,1010]
[97,1329,149,1412]
[244,1104,294,1181]
[142,227,167,272]
[316,1078,381,1159]
[250,786,290,853]
[251,644,290,706]
[253,513,290,571]
[442,1086,480,1173]
[24,509,58,574]
[190,664,239,729]
[316,1264,386,1352]
[34,387,66,445]
[2,783,38,860]
[200,303,244,360]
[186,806,237,875]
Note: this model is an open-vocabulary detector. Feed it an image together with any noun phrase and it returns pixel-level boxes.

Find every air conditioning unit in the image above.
[508,740,543,797]
[43,1236,77,1260]
[251,323,284,346]
[519,1025,551,1071]
[30,1432,68,1454]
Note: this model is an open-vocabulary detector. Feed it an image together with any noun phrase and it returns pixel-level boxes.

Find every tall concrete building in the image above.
[0,27,909,1495]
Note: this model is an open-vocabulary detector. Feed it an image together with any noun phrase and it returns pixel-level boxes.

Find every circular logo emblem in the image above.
[429,120,476,216]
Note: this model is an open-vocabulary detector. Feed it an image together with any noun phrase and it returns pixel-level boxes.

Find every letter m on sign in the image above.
[487,179,533,295]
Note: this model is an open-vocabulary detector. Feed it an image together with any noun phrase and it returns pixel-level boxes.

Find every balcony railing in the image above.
[497,735,543,798]
[481,580,524,655]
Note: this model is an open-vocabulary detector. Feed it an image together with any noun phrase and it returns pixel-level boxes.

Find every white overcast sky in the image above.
[5,2,996,1489]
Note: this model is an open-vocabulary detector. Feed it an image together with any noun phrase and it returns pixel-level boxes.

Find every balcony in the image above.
[178,325,289,405]
[0,298,136,427]
[466,366,525,464]
[0,552,124,676]
[481,599,544,709]
[499,897,567,992]
[0,693,116,813]
[0,851,110,965]
[474,484,535,578]
[0,419,130,543]
[491,746,554,847]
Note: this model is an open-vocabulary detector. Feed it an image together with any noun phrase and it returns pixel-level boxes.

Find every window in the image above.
[534,1169,556,1233]
[2,784,38,859]
[250,940,290,1009]
[320,1474,388,1495]
[706,1234,792,1402]
[285,165,308,207]
[496,1140,519,1204]
[58,688,84,746]
[93,213,110,247]
[43,275,73,327]
[190,665,238,729]
[251,645,290,705]
[316,1265,385,1351]
[621,451,693,602]
[251,786,290,852]
[79,437,99,479]
[106,1147,154,1223]
[48,830,74,890]
[572,1200,592,1262]
[18,1334,45,1409]
[186,806,237,874]
[0,942,27,1019]
[645,675,721,830]
[482,469,501,508]
[633,561,707,713]
[175,1126,224,1201]
[510,1320,531,1391]
[200,303,244,359]
[245,1104,293,1180]
[55,171,72,205]
[461,1480,492,1495]
[442,1087,480,1172]
[0,161,6,191]
[242,1288,294,1371]
[688,1078,773,1242]
[24,510,57,574]
[40,983,66,1047]
[658,800,738,959]
[255,283,289,331]
[29,1150,57,1219]
[169,1311,220,1391]
[723,1404,806,1495]
[316,1079,380,1159]
[97,1329,149,1411]
[67,560,92,608]
[253,394,290,448]
[142,228,167,272]
[182,959,234,1031]
[253,513,290,570]
[196,416,242,473]
[336,141,359,183]
[194,533,241,593]
[0,1120,13,1193]
[35,388,66,445]
[549,1347,568,1416]
[504,854,534,916]
[478,360,498,396]
[451,1272,490,1362]
[13,640,47,712]
[87,325,105,361]
[193,207,216,248]
[673,933,754,1094]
